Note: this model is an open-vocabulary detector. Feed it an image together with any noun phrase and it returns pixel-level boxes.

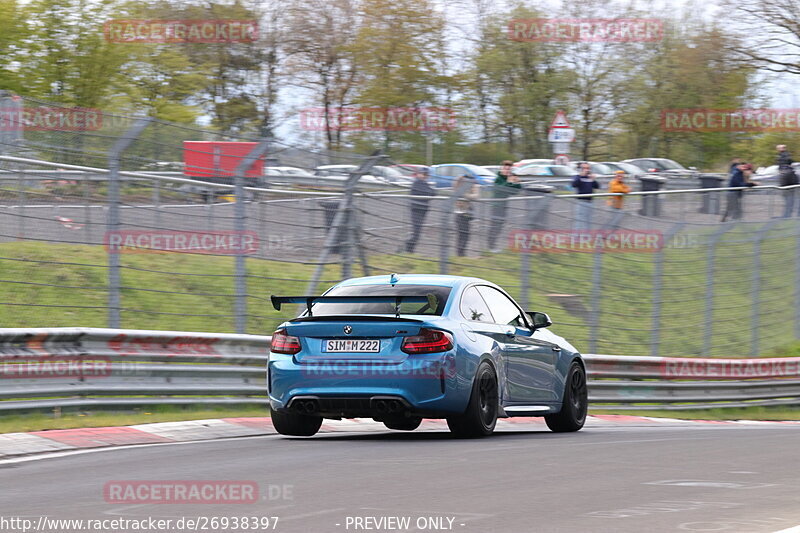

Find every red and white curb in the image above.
[0,415,797,460]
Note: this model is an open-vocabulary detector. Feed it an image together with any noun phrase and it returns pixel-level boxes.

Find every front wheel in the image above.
[447,361,498,438]
[545,362,588,433]
[271,409,322,436]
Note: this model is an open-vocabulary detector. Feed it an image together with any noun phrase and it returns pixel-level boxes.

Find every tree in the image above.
[284,0,361,150]
[20,0,131,107]
[721,0,800,76]
[347,0,451,151]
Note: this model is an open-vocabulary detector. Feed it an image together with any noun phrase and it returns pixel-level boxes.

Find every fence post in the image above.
[518,194,550,309]
[751,220,779,357]
[703,224,734,357]
[589,245,602,354]
[650,222,684,357]
[796,221,800,340]
[305,152,383,298]
[232,139,271,334]
[16,163,25,240]
[152,179,161,232]
[107,117,152,329]
[439,177,473,274]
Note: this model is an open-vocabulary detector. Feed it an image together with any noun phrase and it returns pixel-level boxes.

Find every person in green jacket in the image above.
[488,160,521,253]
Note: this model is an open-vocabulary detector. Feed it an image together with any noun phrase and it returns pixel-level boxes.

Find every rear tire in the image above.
[271,409,323,436]
[383,417,422,431]
[447,361,498,438]
[545,362,588,433]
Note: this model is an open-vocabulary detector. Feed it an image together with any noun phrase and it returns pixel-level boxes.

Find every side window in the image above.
[476,286,526,328]
[460,286,494,323]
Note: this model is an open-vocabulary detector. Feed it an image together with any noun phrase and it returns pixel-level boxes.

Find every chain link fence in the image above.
[1,96,799,358]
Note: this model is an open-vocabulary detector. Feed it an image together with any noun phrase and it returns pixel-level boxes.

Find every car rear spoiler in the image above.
[270,295,438,318]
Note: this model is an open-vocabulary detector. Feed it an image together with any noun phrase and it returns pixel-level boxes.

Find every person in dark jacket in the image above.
[453,174,479,256]
[721,162,755,221]
[404,170,436,253]
[488,160,521,253]
[571,162,600,229]
[777,145,798,217]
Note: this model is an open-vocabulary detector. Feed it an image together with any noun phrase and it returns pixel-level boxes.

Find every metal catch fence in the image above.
[2,97,800,359]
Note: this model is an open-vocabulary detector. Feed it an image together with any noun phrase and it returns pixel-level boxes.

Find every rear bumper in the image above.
[268,353,466,417]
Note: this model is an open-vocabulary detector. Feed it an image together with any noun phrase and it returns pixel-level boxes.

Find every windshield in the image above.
[310,284,452,316]
[515,165,550,176]
[466,165,497,177]
[658,159,686,170]
[591,163,614,175]
[615,163,645,175]
[551,165,575,176]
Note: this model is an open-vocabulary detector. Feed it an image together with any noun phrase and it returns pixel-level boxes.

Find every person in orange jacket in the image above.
[607,170,631,209]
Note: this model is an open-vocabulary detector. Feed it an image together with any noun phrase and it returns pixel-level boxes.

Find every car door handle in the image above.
[552,346,561,352]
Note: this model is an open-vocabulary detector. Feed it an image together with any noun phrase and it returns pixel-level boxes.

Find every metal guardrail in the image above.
[1,329,799,412]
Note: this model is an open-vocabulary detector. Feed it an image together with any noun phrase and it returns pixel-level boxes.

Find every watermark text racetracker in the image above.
[104,230,258,255]
[104,19,258,43]
[0,106,102,131]
[299,107,456,132]
[662,108,800,132]
[103,480,292,504]
[508,18,663,42]
[510,230,667,253]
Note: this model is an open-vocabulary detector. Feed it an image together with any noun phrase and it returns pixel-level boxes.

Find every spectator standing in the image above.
[777,145,798,217]
[607,170,631,210]
[721,162,755,222]
[488,160,521,253]
[571,162,600,229]
[404,170,436,253]
[453,174,479,257]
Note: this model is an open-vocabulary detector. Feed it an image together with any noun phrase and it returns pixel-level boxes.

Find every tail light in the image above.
[401,328,453,354]
[271,329,301,355]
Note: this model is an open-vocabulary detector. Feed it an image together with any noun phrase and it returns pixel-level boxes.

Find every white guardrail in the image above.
[1,328,799,411]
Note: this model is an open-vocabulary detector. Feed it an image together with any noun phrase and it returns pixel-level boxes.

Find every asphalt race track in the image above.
[1,421,799,533]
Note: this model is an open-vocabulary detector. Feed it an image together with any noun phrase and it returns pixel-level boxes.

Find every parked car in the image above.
[482,165,502,174]
[268,273,587,437]
[264,166,316,184]
[315,164,412,186]
[623,158,697,178]
[600,162,647,178]
[513,164,575,178]
[392,164,430,177]
[567,161,617,179]
[313,165,395,188]
[428,164,497,188]
[513,158,554,168]
[752,162,800,182]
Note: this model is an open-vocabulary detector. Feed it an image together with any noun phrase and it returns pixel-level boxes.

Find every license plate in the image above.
[324,339,381,353]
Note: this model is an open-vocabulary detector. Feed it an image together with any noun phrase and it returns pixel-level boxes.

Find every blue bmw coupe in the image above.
[268,274,587,437]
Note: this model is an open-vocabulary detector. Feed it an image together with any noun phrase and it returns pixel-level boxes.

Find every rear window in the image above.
[311,284,451,316]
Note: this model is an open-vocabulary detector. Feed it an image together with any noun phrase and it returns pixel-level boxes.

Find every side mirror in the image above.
[526,311,552,330]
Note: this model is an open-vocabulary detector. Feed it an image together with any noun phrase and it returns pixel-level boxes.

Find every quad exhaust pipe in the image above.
[373,399,403,414]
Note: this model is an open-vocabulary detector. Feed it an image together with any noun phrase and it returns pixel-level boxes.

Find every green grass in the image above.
[0,404,268,433]
[1,225,800,357]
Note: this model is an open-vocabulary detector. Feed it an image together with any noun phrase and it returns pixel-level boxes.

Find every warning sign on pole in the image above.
[554,154,570,166]
[550,110,571,129]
